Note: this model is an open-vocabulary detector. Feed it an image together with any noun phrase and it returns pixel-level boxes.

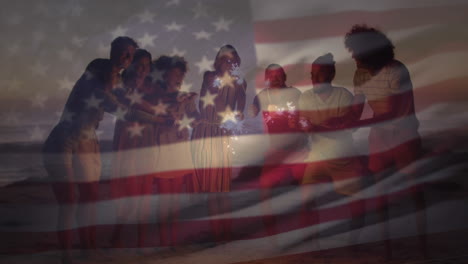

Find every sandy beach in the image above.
[1,134,468,263]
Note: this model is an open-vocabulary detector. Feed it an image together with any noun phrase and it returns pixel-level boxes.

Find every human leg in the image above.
[156,178,173,247]
[328,157,368,247]
[168,176,185,247]
[395,137,427,258]
[301,162,327,250]
[52,182,77,263]
[137,174,154,248]
[77,181,99,250]
[259,164,287,238]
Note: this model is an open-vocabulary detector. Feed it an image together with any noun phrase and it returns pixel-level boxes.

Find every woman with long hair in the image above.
[152,55,199,247]
[345,24,426,259]
[191,45,246,242]
[109,49,157,250]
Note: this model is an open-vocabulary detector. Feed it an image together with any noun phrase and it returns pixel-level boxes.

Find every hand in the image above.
[187,92,197,100]
[322,117,343,129]
[269,111,279,120]
[191,118,202,127]
[152,115,175,125]
[152,115,166,124]
[177,128,189,139]
[177,92,197,102]
[298,117,312,132]
[236,111,244,121]
[248,105,259,118]
[288,116,298,129]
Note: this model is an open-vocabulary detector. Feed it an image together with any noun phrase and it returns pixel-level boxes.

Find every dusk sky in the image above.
[1,0,467,143]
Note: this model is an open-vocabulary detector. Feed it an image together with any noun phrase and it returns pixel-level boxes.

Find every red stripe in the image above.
[2,129,462,204]
[254,45,468,89]
[413,77,468,110]
[254,5,468,43]
[233,229,468,264]
[0,150,409,202]
[249,77,468,145]
[0,163,348,203]
[253,76,468,118]
[0,184,425,254]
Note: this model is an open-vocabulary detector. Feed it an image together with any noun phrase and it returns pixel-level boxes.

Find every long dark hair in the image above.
[110,36,138,61]
[344,24,395,71]
[153,55,187,73]
[152,55,188,90]
[122,49,152,86]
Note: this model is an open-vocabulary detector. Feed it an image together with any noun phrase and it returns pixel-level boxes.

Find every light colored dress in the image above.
[191,71,246,192]
[110,82,158,196]
[154,91,199,179]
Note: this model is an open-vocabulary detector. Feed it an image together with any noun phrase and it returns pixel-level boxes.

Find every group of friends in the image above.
[42,24,425,263]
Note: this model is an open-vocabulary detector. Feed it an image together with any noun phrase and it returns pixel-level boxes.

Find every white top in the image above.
[354,60,419,130]
[299,86,357,161]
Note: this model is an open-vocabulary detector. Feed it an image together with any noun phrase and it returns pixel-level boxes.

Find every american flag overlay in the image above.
[1,0,468,264]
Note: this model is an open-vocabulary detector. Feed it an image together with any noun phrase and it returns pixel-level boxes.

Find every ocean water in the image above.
[2,105,468,188]
[0,135,266,187]
[0,143,47,187]
[0,116,266,186]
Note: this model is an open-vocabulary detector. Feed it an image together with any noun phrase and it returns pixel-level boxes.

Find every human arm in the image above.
[198,71,211,110]
[353,95,398,128]
[82,60,167,124]
[251,94,261,117]
[297,93,315,132]
[353,65,410,128]
[97,88,167,124]
[61,136,76,182]
[43,128,77,182]
[321,92,364,130]
[185,93,200,121]
[298,91,353,133]
[235,79,247,120]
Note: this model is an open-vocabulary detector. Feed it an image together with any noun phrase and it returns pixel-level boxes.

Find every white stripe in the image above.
[4,212,468,263]
[1,154,466,232]
[250,0,467,21]
[254,23,460,66]
[253,24,431,79]
[291,47,468,93]
[257,50,467,95]
[203,156,468,220]
[34,101,468,183]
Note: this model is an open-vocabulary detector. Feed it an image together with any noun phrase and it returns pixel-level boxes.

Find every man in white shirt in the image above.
[253,64,306,188]
[299,54,366,193]
[298,53,367,249]
[252,64,307,238]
